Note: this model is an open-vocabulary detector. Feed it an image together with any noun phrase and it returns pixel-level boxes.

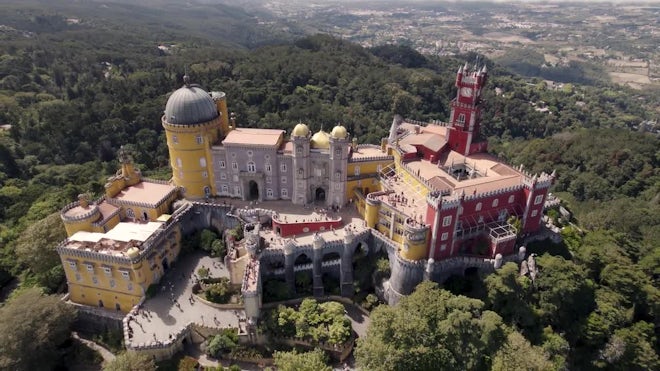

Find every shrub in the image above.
[375,258,391,280]
[211,238,227,258]
[177,355,198,371]
[200,229,218,251]
[197,267,209,280]
[204,277,232,304]
[206,329,239,357]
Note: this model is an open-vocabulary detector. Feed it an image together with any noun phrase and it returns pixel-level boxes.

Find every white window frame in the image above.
[508,195,515,204]
[354,166,360,176]
[219,160,226,168]
[196,135,203,144]
[281,176,287,184]
[266,188,273,197]
[102,266,112,277]
[200,157,207,167]
[492,198,499,208]
[265,163,272,174]
[247,161,256,173]
[281,163,287,172]
[440,244,447,251]
[232,162,238,171]
[534,195,544,205]
[531,210,539,217]
[442,215,452,227]
[176,158,182,168]
[441,232,449,241]
[220,173,227,180]
[281,188,288,198]
[475,202,482,211]
[86,263,94,272]
[202,171,208,178]
[172,135,178,144]
[68,261,77,270]
[221,185,229,194]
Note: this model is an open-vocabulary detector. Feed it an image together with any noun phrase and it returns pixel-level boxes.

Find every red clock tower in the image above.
[447,62,488,155]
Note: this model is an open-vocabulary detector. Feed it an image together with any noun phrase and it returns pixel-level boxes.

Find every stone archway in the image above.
[315,187,326,202]
[295,253,312,265]
[248,180,259,201]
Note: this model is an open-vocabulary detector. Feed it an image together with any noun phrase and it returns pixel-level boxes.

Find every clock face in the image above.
[461,87,473,97]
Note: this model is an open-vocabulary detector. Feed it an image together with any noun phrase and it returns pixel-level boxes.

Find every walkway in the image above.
[341,302,370,339]
[72,331,116,364]
[126,251,243,346]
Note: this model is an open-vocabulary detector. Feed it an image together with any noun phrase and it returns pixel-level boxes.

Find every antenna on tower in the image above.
[183,65,190,87]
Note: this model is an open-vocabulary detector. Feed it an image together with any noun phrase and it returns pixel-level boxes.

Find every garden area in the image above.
[193,267,241,305]
[261,298,353,347]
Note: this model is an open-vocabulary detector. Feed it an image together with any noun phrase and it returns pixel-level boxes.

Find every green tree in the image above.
[211,238,227,258]
[355,281,506,371]
[484,262,537,333]
[206,330,238,357]
[273,349,331,371]
[492,331,555,371]
[599,321,659,370]
[0,288,76,370]
[13,211,67,291]
[103,351,156,371]
[199,229,218,251]
[535,255,595,341]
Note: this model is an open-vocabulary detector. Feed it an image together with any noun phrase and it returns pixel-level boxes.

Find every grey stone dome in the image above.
[164,84,218,125]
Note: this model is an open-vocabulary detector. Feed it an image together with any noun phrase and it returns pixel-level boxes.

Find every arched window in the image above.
[247,161,256,173]
[199,157,206,167]
[492,198,499,208]
[457,113,466,125]
[475,202,482,211]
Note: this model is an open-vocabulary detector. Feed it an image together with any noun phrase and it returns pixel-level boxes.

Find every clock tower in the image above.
[447,62,488,156]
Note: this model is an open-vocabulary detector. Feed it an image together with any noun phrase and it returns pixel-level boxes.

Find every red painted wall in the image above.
[273,219,343,238]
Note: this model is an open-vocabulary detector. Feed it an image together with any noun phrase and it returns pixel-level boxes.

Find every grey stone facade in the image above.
[211,130,350,207]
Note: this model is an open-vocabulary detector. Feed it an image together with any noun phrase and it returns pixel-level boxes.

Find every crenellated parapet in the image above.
[462,184,525,202]
[348,154,394,163]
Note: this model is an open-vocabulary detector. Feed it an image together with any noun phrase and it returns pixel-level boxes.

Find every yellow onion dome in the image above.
[330,125,348,139]
[291,123,310,137]
[310,130,330,149]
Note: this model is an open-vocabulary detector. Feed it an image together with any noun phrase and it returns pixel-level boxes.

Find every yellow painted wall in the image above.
[346,159,390,177]
[60,225,182,313]
[105,178,126,198]
[364,200,379,228]
[164,119,219,198]
[63,218,95,237]
[401,238,428,260]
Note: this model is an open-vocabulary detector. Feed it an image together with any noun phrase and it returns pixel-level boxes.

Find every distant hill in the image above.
[0,0,293,49]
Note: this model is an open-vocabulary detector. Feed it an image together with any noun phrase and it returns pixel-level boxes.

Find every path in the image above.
[341,302,370,339]
[72,331,116,364]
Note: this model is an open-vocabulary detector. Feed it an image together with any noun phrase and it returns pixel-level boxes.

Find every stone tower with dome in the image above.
[162,75,231,198]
